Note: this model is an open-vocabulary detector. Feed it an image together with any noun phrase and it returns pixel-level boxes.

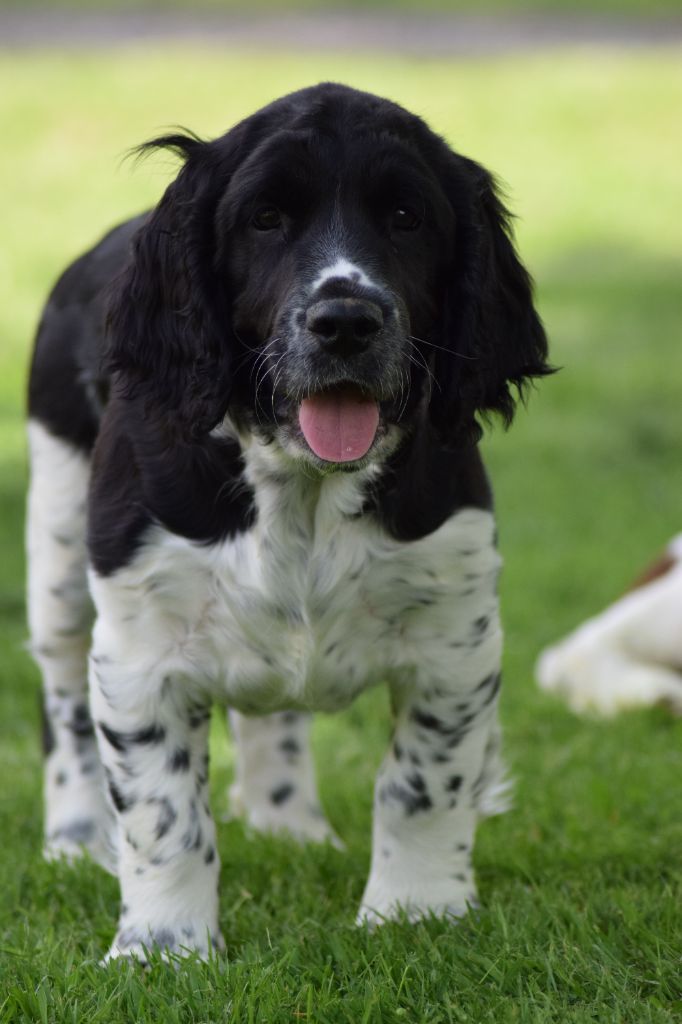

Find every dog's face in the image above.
[107,84,549,464]
[220,108,456,467]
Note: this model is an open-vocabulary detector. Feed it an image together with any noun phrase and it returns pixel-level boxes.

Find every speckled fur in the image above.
[30,424,507,959]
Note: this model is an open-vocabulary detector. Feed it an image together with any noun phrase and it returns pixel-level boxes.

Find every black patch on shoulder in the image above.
[364,420,492,541]
[88,397,256,577]
[28,218,143,452]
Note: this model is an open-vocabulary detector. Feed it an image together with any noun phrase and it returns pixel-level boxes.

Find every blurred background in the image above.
[0,1,680,1014]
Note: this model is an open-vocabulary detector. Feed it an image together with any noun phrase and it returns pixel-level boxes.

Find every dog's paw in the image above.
[357,872,477,927]
[102,926,225,966]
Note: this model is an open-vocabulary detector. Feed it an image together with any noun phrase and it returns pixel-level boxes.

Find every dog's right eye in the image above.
[252,206,282,231]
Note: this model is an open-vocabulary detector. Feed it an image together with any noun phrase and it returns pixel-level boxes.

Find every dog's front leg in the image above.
[89,656,222,963]
[358,665,504,926]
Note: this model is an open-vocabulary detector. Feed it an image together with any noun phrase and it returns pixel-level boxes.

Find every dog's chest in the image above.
[122,466,500,713]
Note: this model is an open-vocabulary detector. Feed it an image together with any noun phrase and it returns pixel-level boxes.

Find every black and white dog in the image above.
[27,83,550,961]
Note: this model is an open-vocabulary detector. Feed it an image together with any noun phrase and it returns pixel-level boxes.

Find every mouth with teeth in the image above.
[297,383,381,463]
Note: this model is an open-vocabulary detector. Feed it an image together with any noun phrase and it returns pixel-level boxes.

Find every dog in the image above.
[536,535,682,715]
[26,82,550,961]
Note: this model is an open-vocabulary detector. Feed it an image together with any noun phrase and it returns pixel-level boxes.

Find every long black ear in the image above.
[106,133,232,438]
[430,157,552,443]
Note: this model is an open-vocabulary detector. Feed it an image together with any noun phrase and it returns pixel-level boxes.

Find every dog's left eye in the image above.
[391,206,421,231]
[252,206,283,231]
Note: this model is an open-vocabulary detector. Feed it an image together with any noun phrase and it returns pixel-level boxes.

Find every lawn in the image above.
[0,44,681,1023]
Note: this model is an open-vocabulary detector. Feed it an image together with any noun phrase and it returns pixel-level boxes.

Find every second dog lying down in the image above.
[536,535,682,715]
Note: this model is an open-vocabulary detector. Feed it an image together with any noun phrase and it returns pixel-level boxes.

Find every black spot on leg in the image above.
[69,704,94,737]
[108,776,135,813]
[393,741,404,762]
[475,671,501,694]
[40,699,55,757]
[188,707,211,729]
[204,846,215,864]
[410,707,446,733]
[270,783,294,806]
[406,772,426,793]
[148,796,177,839]
[168,748,190,772]
[480,672,502,707]
[379,781,433,817]
[195,753,210,792]
[279,737,300,757]
[55,771,68,787]
[181,798,203,850]
[99,721,166,752]
[445,775,463,793]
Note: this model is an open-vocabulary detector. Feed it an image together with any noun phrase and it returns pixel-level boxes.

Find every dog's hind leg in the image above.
[26,420,114,871]
[227,710,342,846]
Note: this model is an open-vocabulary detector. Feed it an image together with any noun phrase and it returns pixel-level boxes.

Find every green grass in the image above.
[1,46,681,1023]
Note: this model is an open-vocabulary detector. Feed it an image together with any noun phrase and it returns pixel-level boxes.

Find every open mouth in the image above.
[297,383,381,463]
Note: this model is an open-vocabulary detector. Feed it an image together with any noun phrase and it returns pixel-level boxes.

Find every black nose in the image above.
[305,298,384,356]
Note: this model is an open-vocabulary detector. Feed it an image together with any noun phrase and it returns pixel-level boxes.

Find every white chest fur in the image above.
[89,446,501,714]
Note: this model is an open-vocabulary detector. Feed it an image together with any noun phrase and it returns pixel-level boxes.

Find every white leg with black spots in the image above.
[358,628,504,925]
[26,421,114,870]
[228,710,341,846]
[89,655,222,962]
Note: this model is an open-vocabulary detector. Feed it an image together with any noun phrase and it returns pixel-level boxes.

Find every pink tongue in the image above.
[298,389,380,462]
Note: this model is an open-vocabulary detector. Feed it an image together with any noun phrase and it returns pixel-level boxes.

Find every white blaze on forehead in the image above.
[312,258,375,293]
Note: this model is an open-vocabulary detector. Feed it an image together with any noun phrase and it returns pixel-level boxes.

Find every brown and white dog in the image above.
[536,535,682,715]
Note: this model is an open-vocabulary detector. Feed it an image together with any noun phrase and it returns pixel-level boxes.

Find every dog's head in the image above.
[107,83,550,468]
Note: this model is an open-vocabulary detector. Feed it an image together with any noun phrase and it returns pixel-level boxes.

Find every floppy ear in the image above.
[106,134,233,438]
[429,157,552,443]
